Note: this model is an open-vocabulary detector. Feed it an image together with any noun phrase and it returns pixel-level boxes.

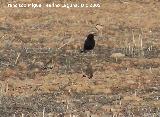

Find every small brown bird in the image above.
[95,24,103,31]
[95,24,103,37]
[83,63,93,79]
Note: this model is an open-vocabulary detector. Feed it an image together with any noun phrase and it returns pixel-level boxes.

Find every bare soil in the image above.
[0,0,160,117]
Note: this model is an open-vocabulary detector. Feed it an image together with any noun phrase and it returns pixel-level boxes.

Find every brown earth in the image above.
[0,0,160,117]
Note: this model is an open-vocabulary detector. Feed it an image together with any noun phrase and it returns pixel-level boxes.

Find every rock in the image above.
[110,53,125,58]
[110,53,125,62]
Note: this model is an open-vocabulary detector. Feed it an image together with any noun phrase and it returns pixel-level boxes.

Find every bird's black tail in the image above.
[80,49,84,53]
[80,49,87,53]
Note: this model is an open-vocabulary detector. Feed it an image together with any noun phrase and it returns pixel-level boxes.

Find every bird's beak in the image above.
[90,31,98,36]
[92,32,97,36]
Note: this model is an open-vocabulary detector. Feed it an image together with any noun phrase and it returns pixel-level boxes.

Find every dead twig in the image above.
[15,52,21,65]
[57,38,74,50]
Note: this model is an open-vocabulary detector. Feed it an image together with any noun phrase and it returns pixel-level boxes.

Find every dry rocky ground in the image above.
[0,0,160,117]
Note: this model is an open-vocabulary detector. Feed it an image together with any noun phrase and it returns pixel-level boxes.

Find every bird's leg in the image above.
[91,50,96,56]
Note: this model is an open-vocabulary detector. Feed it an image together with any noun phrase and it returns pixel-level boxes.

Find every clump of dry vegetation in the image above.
[0,0,160,116]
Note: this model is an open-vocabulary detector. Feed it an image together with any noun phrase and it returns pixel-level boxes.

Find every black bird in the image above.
[81,33,96,53]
